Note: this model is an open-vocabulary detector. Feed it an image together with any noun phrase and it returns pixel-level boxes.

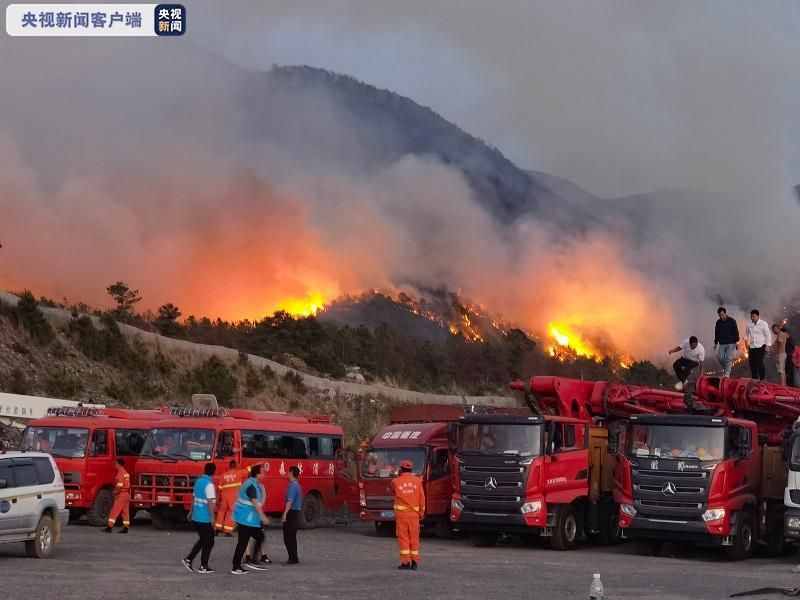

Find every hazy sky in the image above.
[189,0,800,201]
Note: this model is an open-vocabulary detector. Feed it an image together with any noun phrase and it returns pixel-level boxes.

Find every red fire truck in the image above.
[358,405,466,538]
[21,406,165,525]
[131,408,344,529]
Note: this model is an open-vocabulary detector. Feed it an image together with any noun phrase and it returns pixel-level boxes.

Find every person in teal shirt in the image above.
[183,463,217,574]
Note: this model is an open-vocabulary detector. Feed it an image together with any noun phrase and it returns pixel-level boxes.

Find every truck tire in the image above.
[597,504,622,546]
[725,512,754,561]
[435,518,454,539]
[86,489,114,527]
[551,505,579,551]
[471,532,498,547]
[149,507,175,530]
[25,514,55,558]
[300,494,322,529]
[375,521,395,537]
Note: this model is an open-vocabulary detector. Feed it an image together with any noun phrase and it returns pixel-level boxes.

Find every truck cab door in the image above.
[545,423,590,504]
[334,449,361,516]
[425,447,452,518]
[87,429,113,500]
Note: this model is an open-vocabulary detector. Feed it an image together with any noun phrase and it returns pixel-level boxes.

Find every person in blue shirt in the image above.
[282,465,303,565]
[182,463,217,574]
[231,464,270,575]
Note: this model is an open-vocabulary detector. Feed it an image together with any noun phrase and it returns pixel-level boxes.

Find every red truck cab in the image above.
[359,421,453,537]
[614,413,785,559]
[20,407,163,525]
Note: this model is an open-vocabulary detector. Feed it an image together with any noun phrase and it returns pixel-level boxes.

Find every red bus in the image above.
[131,408,345,529]
[20,407,165,526]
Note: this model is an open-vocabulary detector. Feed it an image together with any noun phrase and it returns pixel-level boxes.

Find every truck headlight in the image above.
[620,504,637,517]
[702,508,726,522]
[521,501,542,514]
[451,498,463,512]
[359,491,366,507]
[787,517,800,530]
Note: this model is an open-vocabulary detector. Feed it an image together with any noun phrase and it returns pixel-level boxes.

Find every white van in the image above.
[0,451,69,557]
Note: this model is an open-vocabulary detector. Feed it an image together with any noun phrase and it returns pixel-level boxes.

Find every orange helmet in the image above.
[400,459,413,470]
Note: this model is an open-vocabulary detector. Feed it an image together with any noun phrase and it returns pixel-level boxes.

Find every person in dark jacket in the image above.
[714,307,740,377]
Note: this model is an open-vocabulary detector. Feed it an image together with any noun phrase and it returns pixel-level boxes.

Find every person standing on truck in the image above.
[215,459,249,536]
[182,462,217,574]
[392,459,425,571]
[714,307,740,377]
[282,465,303,565]
[773,323,790,386]
[746,309,772,380]
[231,464,270,575]
[667,336,705,391]
[105,459,131,534]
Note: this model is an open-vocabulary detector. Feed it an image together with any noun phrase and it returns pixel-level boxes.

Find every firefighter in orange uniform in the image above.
[215,460,249,535]
[392,459,425,570]
[105,459,131,533]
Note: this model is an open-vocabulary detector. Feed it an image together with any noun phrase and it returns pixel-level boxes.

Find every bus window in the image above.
[242,431,309,459]
[216,431,235,458]
[309,436,342,458]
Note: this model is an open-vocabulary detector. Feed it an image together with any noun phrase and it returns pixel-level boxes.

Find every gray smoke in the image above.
[1,3,799,363]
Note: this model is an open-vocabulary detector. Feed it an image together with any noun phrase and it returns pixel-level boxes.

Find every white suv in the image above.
[0,451,69,557]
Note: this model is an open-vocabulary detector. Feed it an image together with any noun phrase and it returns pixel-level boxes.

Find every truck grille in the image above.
[631,459,710,519]
[365,496,393,510]
[459,456,527,514]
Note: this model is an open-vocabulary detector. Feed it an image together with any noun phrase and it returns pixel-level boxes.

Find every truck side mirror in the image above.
[608,432,619,455]
[447,423,458,451]
[738,428,752,459]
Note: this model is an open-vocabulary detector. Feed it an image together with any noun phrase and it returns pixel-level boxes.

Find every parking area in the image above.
[3,520,800,599]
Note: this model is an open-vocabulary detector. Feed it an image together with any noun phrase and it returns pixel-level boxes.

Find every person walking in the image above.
[714,307,740,377]
[282,466,303,565]
[773,323,789,386]
[668,336,705,391]
[105,459,131,534]
[183,462,217,574]
[231,465,270,575]
[215,459,249,536]
[392,459,425,570]
[746,309,772,380]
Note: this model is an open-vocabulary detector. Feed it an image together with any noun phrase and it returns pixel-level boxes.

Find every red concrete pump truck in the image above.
[449,376,687,549]
[614,376,800,559]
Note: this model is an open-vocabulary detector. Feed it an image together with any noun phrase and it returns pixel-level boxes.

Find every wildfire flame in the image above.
[275,292,327,317]
[546,323,600,360]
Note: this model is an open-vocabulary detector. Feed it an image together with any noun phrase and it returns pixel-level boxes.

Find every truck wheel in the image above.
[472,532,498,547]
[598,505,622,545]
[551,505,578,551]
[300,494,322,529]
[375,521,395,537]
[86,489,114,527]
[435,518,454,539]
[25,514,55,558]
[149,507,175,530]
[725,512,754,561]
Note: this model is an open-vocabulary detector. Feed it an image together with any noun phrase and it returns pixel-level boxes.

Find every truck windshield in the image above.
[458,423,541,456]
[361,448,426,478]
[22,426,90,458]
[141,428,215,461]
[627,424,725,461]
